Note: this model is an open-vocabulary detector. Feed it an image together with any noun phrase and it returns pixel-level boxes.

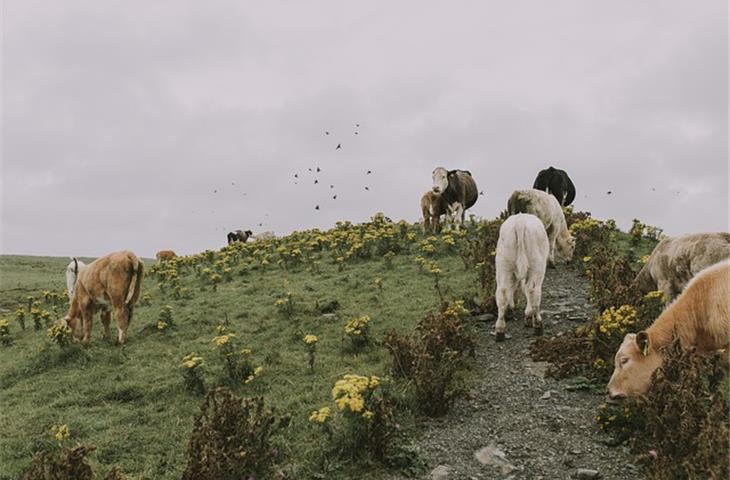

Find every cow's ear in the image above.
[636,331,650,356]
[448,170,456,177]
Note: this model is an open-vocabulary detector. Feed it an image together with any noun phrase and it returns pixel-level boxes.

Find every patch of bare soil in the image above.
[390,265,638,480]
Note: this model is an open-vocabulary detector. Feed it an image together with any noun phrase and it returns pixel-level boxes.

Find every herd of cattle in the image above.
[59,165,728,402]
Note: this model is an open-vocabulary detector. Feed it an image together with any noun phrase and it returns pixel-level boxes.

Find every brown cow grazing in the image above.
[634,232,730,300]
[420,190,448,234]
[64,251,144,346]
[156,250,177,262]
[607,259,730,398]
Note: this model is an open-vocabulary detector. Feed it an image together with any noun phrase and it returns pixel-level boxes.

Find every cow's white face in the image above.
[556,234,576,262]
[432,167,449,194]
[607,332,662,398]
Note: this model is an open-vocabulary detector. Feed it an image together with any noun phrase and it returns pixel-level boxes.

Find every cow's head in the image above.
[432,167,449,194]
[607,331,663,399]
[556,232,576,262]
[63,315,83,340]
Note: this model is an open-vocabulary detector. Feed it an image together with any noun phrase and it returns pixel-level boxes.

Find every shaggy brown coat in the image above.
[420,191,448,234]
[634,232,730,300]
[155,250,177,262]
[65,250,144,345]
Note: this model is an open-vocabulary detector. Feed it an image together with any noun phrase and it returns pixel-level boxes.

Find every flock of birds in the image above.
[195,121,688,235]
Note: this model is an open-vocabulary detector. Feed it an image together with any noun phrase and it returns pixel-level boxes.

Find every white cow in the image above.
[494,214,550,341]
[65,257,87,302]
[507,189,575,266]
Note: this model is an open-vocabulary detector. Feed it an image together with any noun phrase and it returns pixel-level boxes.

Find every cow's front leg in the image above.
[547,237,557,268]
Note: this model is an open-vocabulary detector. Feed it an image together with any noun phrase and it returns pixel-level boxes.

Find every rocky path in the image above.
[391,265,638,480]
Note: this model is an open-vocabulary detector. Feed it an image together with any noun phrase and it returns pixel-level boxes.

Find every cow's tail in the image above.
[125,257,144,304]
[515,224,530,283]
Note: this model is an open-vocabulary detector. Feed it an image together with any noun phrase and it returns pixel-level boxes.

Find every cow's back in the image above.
[648,233,730,292]
[456,171,478,209]
[78,251,143,306]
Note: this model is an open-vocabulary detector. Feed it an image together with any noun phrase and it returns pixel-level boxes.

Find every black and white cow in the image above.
[431,167,478,227]
[227,229,253,245]
[532,166,576,206]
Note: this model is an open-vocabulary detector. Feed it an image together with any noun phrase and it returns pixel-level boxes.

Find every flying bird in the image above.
[333,195,337,200]
[364,186,369,191]
[356,124,360,127]
[316,167,321,172]
[366,170,372,175]
[354,132,359,135]
[336,144,342,150]
[607,191,612,195]
[325,131,330,135]
[329,184,334,189]
[479,191,484,196]
[315,205,320,210]
[314,179,318,184]
[294,174,298,178]
[308,168,312,172]
[258,223,263,226]
[213,189,217,193]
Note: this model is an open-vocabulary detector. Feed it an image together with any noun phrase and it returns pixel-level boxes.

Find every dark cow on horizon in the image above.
[532,166,575,206]
[227,229,253,245]
[431,167,478,228]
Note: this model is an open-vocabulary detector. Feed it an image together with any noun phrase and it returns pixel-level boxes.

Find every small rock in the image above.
[540,390,554,400]
[475,444,517,474]
[574,468,601,479]
[320,313,338,321]
[430,464,451,480]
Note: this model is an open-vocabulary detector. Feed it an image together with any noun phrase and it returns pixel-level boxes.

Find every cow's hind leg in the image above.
[495,275,514,342]
[525,280,543,336]
[100,308,112,341]
[81,307,96,346]
[114,305,133,345]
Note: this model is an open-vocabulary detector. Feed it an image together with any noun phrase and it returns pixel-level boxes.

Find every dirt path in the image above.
[391,265,638,480]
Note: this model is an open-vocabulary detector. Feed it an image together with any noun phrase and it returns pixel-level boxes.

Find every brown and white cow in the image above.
[431,167,478,227]
[64,250,144,346]
[634,232,730,300]
[420,190,448,234]
[607,259,730,398]
[155,250,177,262]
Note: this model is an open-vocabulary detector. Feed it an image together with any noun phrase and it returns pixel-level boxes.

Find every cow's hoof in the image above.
[533,326,544,336]
[495,331,506,342]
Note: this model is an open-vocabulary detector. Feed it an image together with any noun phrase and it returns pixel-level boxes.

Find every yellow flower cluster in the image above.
[569,217,601,235]
[182,353,203,369]
[595,305,637,337]
[212,333,236,347]
[52,424,70,442]
[303,334,318,345]
[309,406,331,424]
[157,320,168,330]
[0,319,9,329]
[443,300,469,319]
[344,315,371,336]
[331,374,380,417]
[47,321,72,341]
[644,290,664,300]
[244,366,264,384]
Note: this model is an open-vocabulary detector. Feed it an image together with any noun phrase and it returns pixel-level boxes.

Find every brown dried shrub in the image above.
[182,387,290,480]
[23,445,97,480]
[637,342,729,480]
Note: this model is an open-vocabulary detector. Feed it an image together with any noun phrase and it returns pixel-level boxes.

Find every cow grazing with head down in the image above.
[607,259,730,398]
[507,189,575,266]
[65,257,87,302]
[227,229,253,245]
[494,213,550,341]
[431,167,478,227]
[156,250,177,262]
[533,166,576,206]
[420,190,448,234]
[64,250,144,346]
[634,232,730,301]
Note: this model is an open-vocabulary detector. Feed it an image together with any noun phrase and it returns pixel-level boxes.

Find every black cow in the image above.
[227,229,253,245]
[532,167,575,206]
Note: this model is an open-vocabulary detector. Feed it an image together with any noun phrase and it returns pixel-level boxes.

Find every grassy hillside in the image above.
[0,216,485,479]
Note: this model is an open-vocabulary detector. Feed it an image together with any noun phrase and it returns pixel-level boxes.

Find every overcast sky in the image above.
[1,0,727,258]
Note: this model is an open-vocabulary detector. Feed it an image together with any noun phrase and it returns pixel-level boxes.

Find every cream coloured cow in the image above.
[494,213,550,341]
[607,259,730,398]
[507,189,575,266]
[65,257,87,302]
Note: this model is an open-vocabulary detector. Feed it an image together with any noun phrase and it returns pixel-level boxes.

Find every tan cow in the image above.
[420,190,448,234]
[156,250,177,262]
[64,250,144,346]
[607,259,730,398]
[634,232,730,300]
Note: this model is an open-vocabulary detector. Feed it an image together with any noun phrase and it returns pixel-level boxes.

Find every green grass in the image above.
[0,245,480,479]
